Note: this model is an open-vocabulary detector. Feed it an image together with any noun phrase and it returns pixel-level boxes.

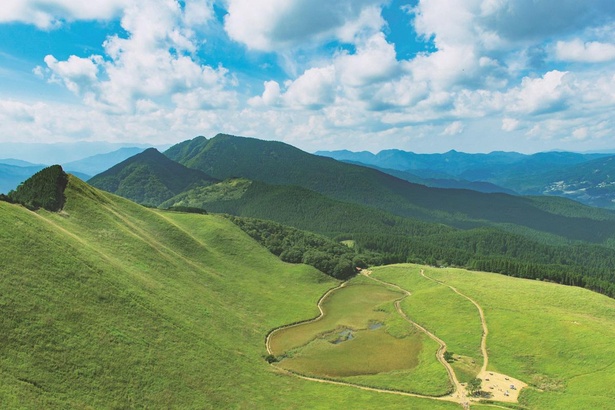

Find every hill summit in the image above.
[164,134,615,243]
[89,148,218,206]
[6,164,68,211]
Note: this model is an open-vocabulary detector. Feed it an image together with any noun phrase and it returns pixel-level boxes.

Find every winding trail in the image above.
[265,267,523,409]
[269,366,462,403]
[363,271,469,407]
[266,281,347,355]
[420,269,489,373]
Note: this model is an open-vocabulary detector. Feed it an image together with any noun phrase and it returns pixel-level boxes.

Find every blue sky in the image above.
[1,0,615,153]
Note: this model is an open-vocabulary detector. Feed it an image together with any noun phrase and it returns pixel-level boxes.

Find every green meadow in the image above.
[372,265,484,383]
[269,275,451,395]
[0,177,459,409]
[371,264,615,409]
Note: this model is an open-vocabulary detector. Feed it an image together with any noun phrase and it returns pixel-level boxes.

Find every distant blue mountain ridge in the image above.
[0,147,147,193]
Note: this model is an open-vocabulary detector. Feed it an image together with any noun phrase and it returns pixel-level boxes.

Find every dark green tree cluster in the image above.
[7,165,68,211]
[467,378,483,396]
[226,216,375,279]
[165,206,208,214]
[349,228,615,298]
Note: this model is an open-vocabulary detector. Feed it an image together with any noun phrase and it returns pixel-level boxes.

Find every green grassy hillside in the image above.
[3,175,615,408]
[160,178,451,238]
[0,176,459,409]
[89,148,217,206]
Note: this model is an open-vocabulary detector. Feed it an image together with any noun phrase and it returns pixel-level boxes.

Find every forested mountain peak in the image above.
[165,133,317,181]
[164,134,615,243]
[88,147,218,206]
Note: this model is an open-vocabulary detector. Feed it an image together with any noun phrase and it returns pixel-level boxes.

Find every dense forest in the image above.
[226,216,379,279]
[222,214,615,297]
[349,229,615,297]
[89,148,217,206]
[4,165,68,211]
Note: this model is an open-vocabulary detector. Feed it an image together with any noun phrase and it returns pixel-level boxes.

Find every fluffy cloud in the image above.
[508,70,571,115]
[479,0,615,41]
[252,33,402,111]
[502,118,520,132]
[44,55,101,94]
[4,0,615,153]
[555,39,615,62]
[0,100,37,123]
[407,0,615,90]
[224,0,385,51]
[283,66,336,108]
[335,33,399,87]
[0,0,129,29]
[39,0,233,112]
[249,81,282,107]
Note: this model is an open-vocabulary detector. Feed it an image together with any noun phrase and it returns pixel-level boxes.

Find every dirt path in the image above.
[266,281,347,355]
[364,272,470,409]
[419,269,528,402]
[265,268,527,409]
[420,269,489,373]
[270,365,467,404]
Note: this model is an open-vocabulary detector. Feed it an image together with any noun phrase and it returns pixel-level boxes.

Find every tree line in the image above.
[226,216,382,279]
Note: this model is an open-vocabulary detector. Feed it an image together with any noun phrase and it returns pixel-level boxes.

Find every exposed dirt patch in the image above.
[476,370,528,403]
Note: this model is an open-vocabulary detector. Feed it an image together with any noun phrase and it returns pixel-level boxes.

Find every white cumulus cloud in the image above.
[335,33,399,88]
[555,39,615,63]
[40,0,234,112]
[502,117,520,132]
[443,121,465,135]
[224,0,385,51]
[44,55,101,94]
[283,66,336,109]
[0,0,130,29]
[508,70,570,115]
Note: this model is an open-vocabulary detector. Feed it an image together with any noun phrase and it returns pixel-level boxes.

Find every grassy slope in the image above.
[373,265,483,383]
[0,177,457,409]
[372,264,615,409]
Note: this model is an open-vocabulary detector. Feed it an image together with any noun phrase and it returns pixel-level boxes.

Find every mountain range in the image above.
[85,133,615,297]
[317,149,615,209]
[88,148,218,206]
[0,147,146,194]
[163,135,615,242]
